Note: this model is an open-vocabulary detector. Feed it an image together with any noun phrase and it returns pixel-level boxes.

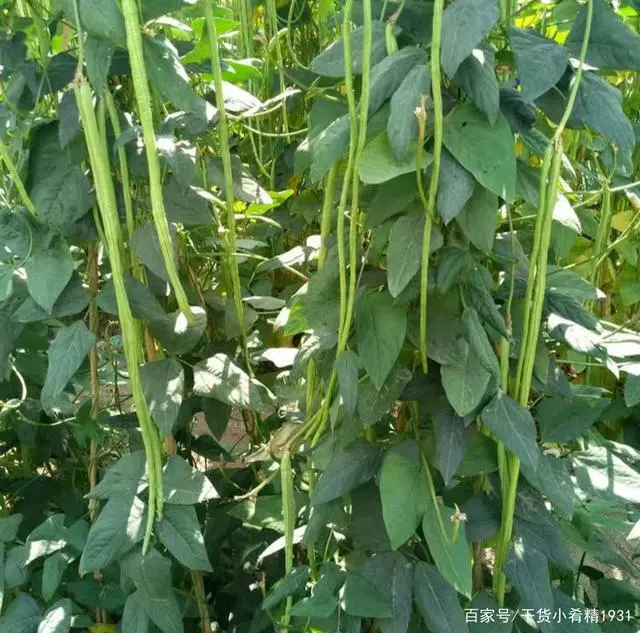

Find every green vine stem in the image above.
[418,0,444,374]
[494,0,594,604]
[280,449,296,631]
[204,0,252,374]
[0,140,37,216]
[318,164,338,268]
[265,0,291,138]
[120,0,194,323]
[74,79,164,552]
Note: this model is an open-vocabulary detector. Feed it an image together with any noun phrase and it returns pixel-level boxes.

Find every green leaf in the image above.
[0,594,40,633]
[206,154,271,204]
[520,453,576,520]
[85,36,114,93]
[58,93,80,149]
[462,306,500,377]
[360,131,431,185]
[480,390,539,474]
[357,364,412,428]
[413,562,469,633]
[379,441,429,549]
[336,350,360,413]
[86,451,147,500]
[625,374,640,407]
[157,505,212,571]
[122,548,184,633]
[567,0,640,70]
[366,174,418,229]
[0,514,23,542]
[97,274,167,323]
[355,292,407,390]
[441,340,491,417]
[4,546,29,588]
[148,307,207,356]
[122,591,150,633]
[131,220,178,282]
[422,499,472,598]
[291,594,337,618]
[437,150,476,225]
[387,64,430,161]
[193,353,275,411]
[262,566,310,610]
[312,439,382,505]
[503,539,553,633]
[575,72,634,152]
[37,599,71,633]
[387,213,424,298]
[140,359,184,438]
[25,235,74,313]
[444,103,516,201]
[0,265,13,301]
[467,593,512,633]
[79,495,146,575]
[41,322,97,412]
[453,46,499,124]
[509,28,568,101]
[456,186,498,254]
[311,21,387,77]
[434,406,467,486]
[163,179,212,226]
[572,446,640,504]
[440,0,500,78]
[42,553,72,602]
[162,455,219,504]
[343,572,392,618]
[307,114,350,183]
[537,393,609,443]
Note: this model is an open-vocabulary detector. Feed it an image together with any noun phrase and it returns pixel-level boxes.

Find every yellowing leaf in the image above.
[611,210,634,232]
[89,625,117,633]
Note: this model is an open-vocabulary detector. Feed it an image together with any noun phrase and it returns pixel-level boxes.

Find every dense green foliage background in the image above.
[1,0,640,632]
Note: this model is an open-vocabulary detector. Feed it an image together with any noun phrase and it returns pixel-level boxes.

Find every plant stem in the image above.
[0,141,37,216]
[318,165,338,268]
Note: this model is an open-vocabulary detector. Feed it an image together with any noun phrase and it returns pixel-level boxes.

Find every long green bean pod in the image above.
[494,0,593,604]
[280,450,296,630]
[0,141,37,216]
[419,0,444,374]
[203,0,252,373]
[120,0,193,323]
[74,79,164,552]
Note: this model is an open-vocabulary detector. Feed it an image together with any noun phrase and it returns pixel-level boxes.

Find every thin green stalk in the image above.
[494,0,593,604]
[204,0,252,373]
[265,0,291,138]
[75,79,164,552]
[0,141,37,216]
[120,0,193,322]
[419,0,444,374]
[280,450,296,631]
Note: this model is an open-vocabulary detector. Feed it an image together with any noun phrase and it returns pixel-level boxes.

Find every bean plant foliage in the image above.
[1,0,640,631]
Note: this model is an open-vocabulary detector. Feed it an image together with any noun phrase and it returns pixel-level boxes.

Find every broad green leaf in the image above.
[567,0,640,70]
[422,498,472,598]
[462,306,500,377]
[4,546,29,588]
[57,93,80,149]
[357,364,412,428]
[336,350,360,413]
[291,594,337,618]
[625,374,640,407]
[575,72,634,152]
[41,322,97,411]
[97,274,167,323]
[443,104,516,201]
[537,393,609,443]
[413,562,469,633]
[122,591,150,633]
[131,221,178,282]
[551,589,600,633]
[480,390,539,473]
[193,353,275,411]
[59,0,125,43]
[86,451,147,500]
[42,553,72,602]
[0,594,41,633]
[79,495,146,575]
[366,174,418,228]
[463,266,508,338]
[503,539,553,633]
[453,46,499,124]
[308,114,350,183]
[311,21,387,77]
[37,599,71,633]
[545,266,599,302]
[514,516,576,571]
[0,514,23,542]
[263,566,310,610]
[441,341,491,417]
[0,207,31,263]
[122,548,184,633]
[467,592,512,633]
[343,572,392,618]
[360,132,431,185]
[520,453,576,520]
[434,406,467,486]
[25,235,74,313]
[0,266,13,301]
[509,28,568,101]
[572,446,640,504]
[387,213,424,298]
[206,154,271,204]
[437,149,477,226]
[85,36,114,94]
[312,439,382,505]
[162,455,219,504]
[140,359,184,438]
[368,47,426,115]
[440,0,499,78]
[355,292,407,390]
[387,64,430,162]
[379,441,429,549]
[149,307,207,356]
[164,179,212,226]
[437,247,473,295]
[456,186,498,254]
[157,504,212,571]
